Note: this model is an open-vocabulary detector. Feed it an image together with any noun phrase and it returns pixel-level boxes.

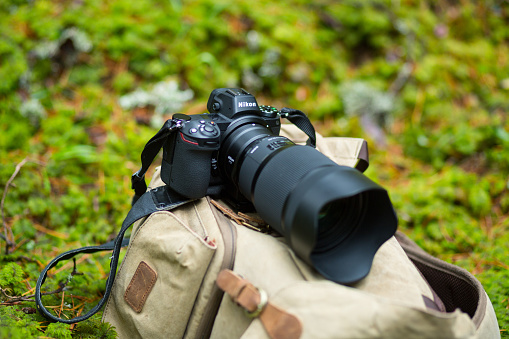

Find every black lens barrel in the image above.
[221,116,397,284]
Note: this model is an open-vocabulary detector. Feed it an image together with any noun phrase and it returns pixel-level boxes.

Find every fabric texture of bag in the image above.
[102,124,500,339]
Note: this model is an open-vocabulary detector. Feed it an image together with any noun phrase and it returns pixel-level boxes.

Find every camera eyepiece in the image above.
[207,88,260,117]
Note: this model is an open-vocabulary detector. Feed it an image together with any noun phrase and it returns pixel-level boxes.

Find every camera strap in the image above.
[36,118,192,324]
[131,119,182,204]
[35,185,192,324]
[280,107,317,148]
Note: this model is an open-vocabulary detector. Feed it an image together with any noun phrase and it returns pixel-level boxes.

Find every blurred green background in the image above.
[0,0,508,337]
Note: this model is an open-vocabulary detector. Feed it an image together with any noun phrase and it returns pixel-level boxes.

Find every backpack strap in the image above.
[35,186,192,324]
[216,269,303,339]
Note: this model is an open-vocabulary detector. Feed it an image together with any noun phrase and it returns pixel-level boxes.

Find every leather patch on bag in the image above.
[124,261,157,313]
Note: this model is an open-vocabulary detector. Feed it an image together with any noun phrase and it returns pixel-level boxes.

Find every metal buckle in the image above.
[244,288,268,318]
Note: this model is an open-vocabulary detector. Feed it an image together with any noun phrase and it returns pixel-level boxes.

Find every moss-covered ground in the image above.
[1,0,508,337]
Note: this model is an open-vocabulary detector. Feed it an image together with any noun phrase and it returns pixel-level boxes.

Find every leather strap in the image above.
[216,269,302,339]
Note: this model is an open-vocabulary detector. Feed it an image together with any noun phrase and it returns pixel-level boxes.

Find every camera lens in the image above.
[220,116,397,284]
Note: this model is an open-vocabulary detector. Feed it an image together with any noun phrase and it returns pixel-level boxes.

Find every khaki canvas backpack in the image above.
[98,125,500,339]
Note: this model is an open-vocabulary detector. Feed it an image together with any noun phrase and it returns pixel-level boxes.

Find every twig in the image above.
[58,291,65,317]
[3,255,38,264]
[69,304,85,330]
[1,157,45,255]
[33,222,69,239]
[0,284,70,304]
[0,258,82,305]
[210,199,245,225]
[1,157,28,254]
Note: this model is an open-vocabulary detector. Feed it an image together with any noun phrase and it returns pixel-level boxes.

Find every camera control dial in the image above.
[259,105,279,119]
[175,114,221,148]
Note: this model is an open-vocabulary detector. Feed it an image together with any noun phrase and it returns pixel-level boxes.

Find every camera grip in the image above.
[161,113,221,198]
[168,133,215,198]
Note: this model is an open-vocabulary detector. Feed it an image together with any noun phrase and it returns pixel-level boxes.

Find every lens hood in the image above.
[240,143,397,285]
[282,165,397,284]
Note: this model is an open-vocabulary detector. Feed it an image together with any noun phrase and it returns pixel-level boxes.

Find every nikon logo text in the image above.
[238,102,257,108]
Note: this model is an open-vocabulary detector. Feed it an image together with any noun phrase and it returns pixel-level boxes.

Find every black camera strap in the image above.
[36,119,191,324]
[280,107,317,148]
[131,119,182,204]
[35,185,192,324]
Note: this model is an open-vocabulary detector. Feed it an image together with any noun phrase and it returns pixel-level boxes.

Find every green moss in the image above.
[0,306,42,338]
[1,0,508,336]
[46,322,73,339]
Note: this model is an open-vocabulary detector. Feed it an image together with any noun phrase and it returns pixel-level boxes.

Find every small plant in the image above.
[19,97,47,128]
[119,79,194,127]
[0,263,25,296]
[32,27,93,61]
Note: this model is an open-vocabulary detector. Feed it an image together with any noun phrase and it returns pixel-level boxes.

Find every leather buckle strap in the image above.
[216,269,302,339]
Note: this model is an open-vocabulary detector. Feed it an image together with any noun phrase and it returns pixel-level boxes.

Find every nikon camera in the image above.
[160,88,397,284]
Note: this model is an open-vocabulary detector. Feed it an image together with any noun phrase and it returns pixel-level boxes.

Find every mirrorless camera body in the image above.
[161,88,284,202]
